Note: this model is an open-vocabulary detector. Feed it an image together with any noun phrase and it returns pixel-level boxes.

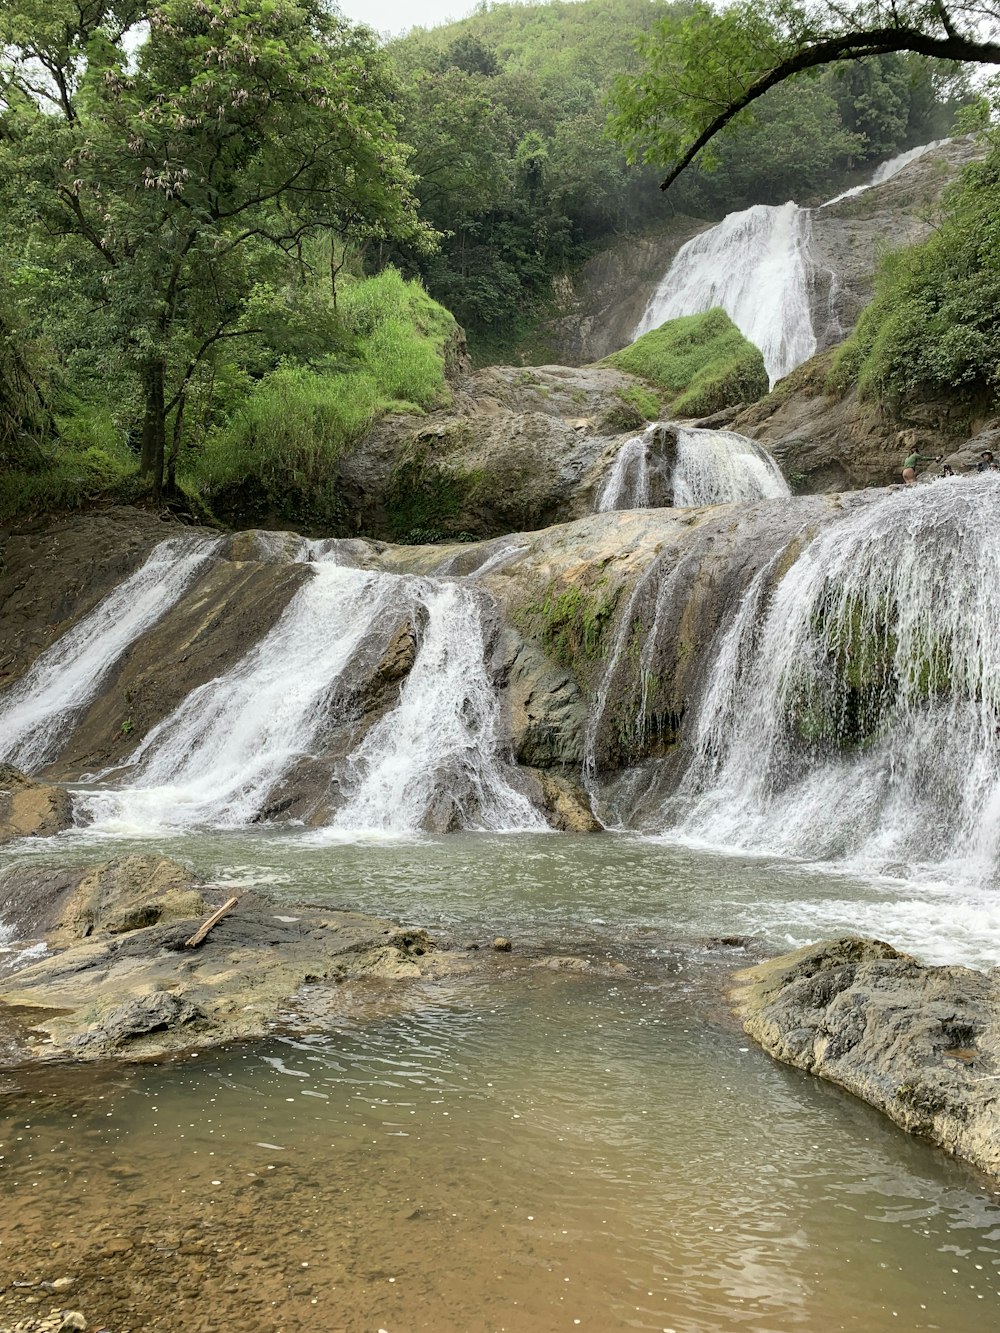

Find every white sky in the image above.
[336,0,481,38]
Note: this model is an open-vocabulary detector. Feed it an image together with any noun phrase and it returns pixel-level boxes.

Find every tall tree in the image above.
[608,0,1000,190]
[0,0,431,495]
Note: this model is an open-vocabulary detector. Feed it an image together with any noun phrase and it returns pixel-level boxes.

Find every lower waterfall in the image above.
[78,553,538,836]
[0,535,219,773]
[668,476,1000,882]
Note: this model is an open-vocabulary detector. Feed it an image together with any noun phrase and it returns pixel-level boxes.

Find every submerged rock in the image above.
[0,766,73,845]
[731,937,1000,1179]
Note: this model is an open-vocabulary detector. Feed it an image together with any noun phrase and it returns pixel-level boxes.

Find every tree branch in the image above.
[660,26,1000,190]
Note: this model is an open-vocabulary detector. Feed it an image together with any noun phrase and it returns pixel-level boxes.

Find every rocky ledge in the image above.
[730,937,1000,1180]
[0,855,472,1063]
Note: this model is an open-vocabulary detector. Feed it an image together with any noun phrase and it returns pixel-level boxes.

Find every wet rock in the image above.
[527,770,601,833]
[730,936,1000,1179]
[34,855,209,948]
[493,937,513,952]
[0,767,73,846]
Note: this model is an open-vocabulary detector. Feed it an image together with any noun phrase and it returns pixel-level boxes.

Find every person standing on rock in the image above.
[901,449,941,484]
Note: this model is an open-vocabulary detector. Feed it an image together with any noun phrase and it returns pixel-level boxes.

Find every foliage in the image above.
[191,269,456,529]
[608,0,989,191]
[833,131,1000,404]
[0,0,431,497]
[603,309,769,417]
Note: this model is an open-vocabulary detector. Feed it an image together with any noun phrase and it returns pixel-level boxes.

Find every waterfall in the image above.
[633,203,816,387]
[634,139,949,387]
[598,424,789,511]
[331,580,544,834]
[78,557,396,832]
[670,476,1000,883]
[672,427,789,506]
[597,428,655,510]
[0,536,219,773]
[78,550,540,836]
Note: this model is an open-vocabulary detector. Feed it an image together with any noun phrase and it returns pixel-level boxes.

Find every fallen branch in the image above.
[184,896,239,949]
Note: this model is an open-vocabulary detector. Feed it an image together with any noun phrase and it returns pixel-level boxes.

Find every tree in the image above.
[0,0,431,496]
[608,0,1000,191]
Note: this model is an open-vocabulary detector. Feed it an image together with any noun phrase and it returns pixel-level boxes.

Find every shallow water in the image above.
[1,832,999,1332]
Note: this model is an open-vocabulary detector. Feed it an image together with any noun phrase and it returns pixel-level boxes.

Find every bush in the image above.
[833,135,1000,405]
[602,308,768,417]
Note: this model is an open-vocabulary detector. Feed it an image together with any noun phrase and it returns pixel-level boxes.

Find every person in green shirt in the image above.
[901,450,942,484]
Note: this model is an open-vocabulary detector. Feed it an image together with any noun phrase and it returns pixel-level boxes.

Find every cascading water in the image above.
[597,428,655,511]
[330,580,545,834]
[78,554,397,832]
[672,427,789,506]
[669,476,1000,883]
[634,140,949,387]
[77,544,540,836]
[0,536,219,773]
[597,424,789,511]
[633,202,816,387]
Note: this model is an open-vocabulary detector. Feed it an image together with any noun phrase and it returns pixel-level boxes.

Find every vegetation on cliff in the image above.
[833,127,1000,408]
[603,310,769,417]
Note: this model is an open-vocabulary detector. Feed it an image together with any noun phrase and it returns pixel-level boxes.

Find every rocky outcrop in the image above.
[0,855,467,1062]
[0,766,73,844]
[734,349,997,492]
[730,937,1000,1179]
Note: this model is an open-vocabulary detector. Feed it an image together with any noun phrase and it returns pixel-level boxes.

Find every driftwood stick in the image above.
[184,896,239,949]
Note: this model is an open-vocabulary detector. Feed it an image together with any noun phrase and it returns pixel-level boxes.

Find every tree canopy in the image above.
[608,0,999,190]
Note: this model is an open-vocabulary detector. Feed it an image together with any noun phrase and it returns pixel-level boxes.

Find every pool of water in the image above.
[1,831,999,1332]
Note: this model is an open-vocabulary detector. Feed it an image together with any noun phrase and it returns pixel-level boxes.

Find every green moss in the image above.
[602,308,768,417]
[384,443,488,544]
[519,581,621,671]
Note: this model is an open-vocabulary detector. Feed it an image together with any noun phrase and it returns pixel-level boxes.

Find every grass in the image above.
[187,268,457,527]
[602,308,768,417]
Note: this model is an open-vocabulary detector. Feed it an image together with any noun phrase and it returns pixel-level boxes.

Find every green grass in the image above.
[602,308,768,417]
[187,268,457,527]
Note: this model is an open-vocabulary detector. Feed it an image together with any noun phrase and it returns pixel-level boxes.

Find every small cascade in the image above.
[672,427,790,506]
[0,536,219,773]
[633,202,816,387]
[79,556,395,832]
[597,424,789,512]
[597,427,655,511]
[670,476,1000,882]
[331,580,545,834]
[635,139,949,386]
[77,546,541,836]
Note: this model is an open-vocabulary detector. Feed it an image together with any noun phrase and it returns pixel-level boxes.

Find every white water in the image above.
[597,427,655,510]
[672,426,790,506]
[78,557,395,832]
[633,201,816,387]
[634,140,949,387]
[330,580,545,835]
[598,424,789,511]
[671,476,1000,884]
[0,536,219,773]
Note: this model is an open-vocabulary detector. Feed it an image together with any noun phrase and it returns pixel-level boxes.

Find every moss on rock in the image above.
[601,308,768,418]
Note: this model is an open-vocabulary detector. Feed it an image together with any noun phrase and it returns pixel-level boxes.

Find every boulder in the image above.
[731,936,1000,1179]
[0,765,73,844]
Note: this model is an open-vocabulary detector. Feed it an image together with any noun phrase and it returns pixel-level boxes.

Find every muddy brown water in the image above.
[2,832,1000,1332]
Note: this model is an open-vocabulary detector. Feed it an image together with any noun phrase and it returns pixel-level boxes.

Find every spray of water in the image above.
[598,425,788,511]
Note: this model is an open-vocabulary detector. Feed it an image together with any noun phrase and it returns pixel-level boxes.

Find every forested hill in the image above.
[383,0,969,350]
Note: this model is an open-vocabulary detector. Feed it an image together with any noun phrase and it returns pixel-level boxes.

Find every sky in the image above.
[336,0,481,37]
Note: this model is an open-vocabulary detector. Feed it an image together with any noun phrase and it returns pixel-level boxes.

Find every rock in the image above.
[59,1316,86,1332]
[730,936,1000,1179]
[37,855,209,947]
[493,937,513,952]
[528,770,601,833]
[0,767,74,845]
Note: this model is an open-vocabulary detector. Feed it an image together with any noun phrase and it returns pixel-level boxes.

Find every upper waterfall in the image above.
[633,140,950,387]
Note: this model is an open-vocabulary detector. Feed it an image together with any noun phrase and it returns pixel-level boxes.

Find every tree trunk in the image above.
[166,389,186,497]
[140,359,166,498]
